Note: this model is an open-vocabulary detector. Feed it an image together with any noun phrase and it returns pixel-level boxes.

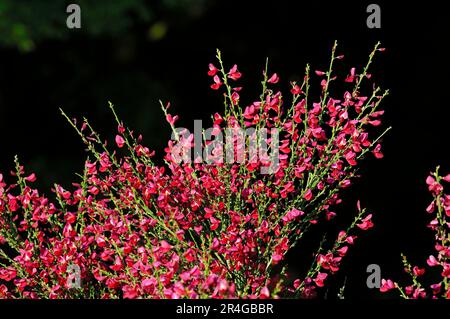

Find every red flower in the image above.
[0,268,17,281]
[160,240,173,253]
[314,273,328,287]
[373,144,383,159]
[142,278,156,292]
[96,236,107,247]
[259,287,270,299]
[356,214,373,230]
[208,63,218,76]
[344,150,357,166]
[110,256,123,271]
[210,216,220,231]
[430,283,441,294]
[210,75,222,90]
[122,285,138,299]
[0,44,388,299]
[228,64,241,80]
[290,84,302,95]
[166,114,178,126]
[303,189,313,201]
[231,92,240,105]
[442,264,450,278]
[282,208,304,223]
[412,266,425,277]
[345,67,356,83]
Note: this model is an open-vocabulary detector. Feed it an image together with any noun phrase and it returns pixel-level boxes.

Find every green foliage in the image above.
[0,0,208,51]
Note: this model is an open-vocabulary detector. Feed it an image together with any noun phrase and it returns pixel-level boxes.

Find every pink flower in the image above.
[260,287,270,299]
[369,120,381,126]
[336,246,348,257]
[160,240,173,253]
[303,189,313,201]
[373,144,383,159]
[122,285,138,299]
[209,216,220,231]
[379,279,395,292]
[426,175,443,195]
[427,255,439,267]
[166,114,178,126]
[356,214,374,230]
[314,273,328,287]
[210,75,222,90]
[430,283,441,294]
[272,253,282,264]
[282,208,304,223]
[228,64,241,80]
[426,201,435,214]
[0,268,17,281]
[115,135,125,148]
[267,73,279,84]
[24,173,37,182]
[426,175,435,185]
[291,84,302,95]
[441,264,450,278]
[317,253,341,273]
[344,150,357,166]
[110,256,123,271]
[142,278,156,291]
[208,63,218,76]
[231,91,240,105]
[345,67,356,83]
[412,287,426,299]
[96,236,107,247]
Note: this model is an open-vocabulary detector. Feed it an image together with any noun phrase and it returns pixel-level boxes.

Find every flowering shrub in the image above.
[0,42,388,298]
[380,167,450,299]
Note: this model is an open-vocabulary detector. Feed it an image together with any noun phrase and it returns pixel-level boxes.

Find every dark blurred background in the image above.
[0,0,449,299]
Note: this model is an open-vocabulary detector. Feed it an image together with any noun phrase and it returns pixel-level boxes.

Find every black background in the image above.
[0,0,449,299]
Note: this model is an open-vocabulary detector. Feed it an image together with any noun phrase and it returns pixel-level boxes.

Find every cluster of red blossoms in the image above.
[0,42,387,298]
[380,168,450,299]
